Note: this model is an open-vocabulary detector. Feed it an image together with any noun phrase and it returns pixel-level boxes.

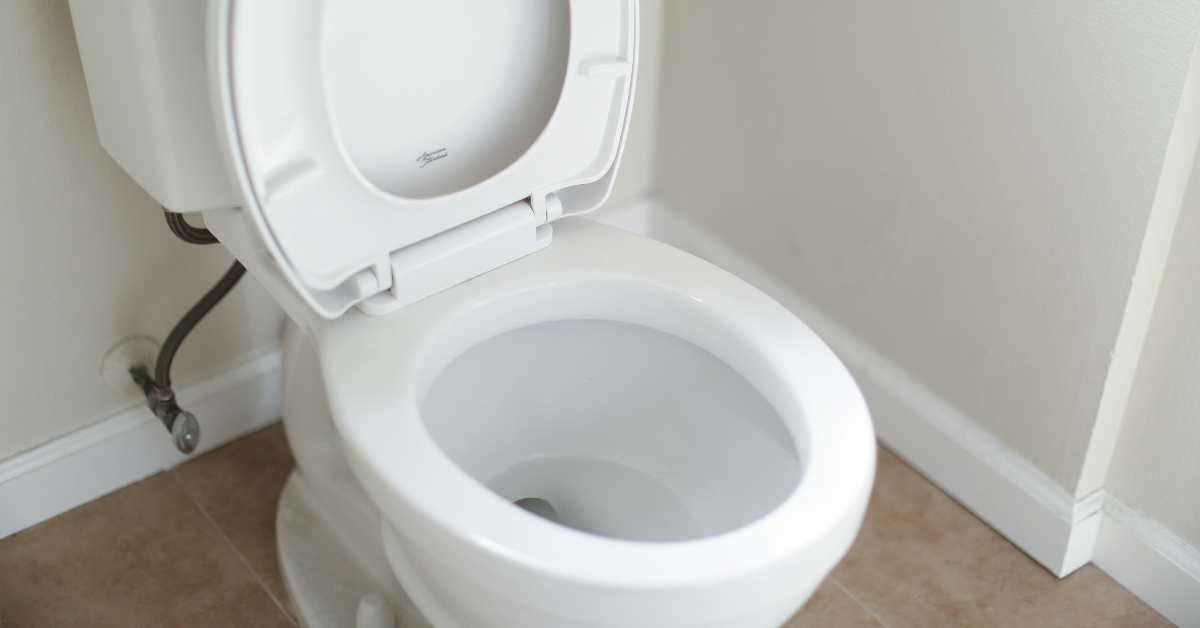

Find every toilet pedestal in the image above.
[278,321,432,628]
[277,470,432,628]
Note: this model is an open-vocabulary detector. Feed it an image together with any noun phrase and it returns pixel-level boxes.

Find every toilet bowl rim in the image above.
[318,220,877,588]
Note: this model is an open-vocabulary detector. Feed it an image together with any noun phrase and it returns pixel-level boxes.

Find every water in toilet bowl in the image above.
[489,456,703,542]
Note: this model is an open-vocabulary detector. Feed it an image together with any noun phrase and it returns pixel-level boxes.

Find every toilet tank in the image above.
[67,0,239,212]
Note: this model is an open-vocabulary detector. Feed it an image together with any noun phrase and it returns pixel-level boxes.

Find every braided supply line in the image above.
[130,209,246,453]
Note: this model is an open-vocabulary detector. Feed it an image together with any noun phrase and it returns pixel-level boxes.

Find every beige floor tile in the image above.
[0,472,292,628]
[173,422,295,612]
[1,428,1174,628]
[784,578,885,628]
[833,447,1172,628]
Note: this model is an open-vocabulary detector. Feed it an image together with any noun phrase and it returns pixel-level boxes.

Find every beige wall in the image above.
[654,0,1200,489]
[1108,148,1200,549]
[0,0,286,460]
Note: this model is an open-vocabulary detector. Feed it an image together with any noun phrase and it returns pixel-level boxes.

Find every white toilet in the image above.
[68,1,876,627]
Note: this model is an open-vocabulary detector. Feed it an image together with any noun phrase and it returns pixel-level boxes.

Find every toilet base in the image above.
[276,470,433,628]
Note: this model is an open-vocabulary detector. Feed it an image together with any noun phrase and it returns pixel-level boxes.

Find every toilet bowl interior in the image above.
[421,319,801,542]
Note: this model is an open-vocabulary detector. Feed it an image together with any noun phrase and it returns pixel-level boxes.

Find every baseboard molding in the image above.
[595,199,1200,625]
[0,348,283,540]
[1095,495,1200,627]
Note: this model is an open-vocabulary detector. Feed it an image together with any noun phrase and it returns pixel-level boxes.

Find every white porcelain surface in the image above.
[307,219,875,628]
[423,318,800,542]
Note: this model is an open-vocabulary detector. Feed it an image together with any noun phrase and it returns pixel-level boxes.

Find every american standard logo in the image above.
[416,148,448,168]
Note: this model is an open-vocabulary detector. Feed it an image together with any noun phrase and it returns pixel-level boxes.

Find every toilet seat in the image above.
[316,220,876,625]
[209,0,638,319]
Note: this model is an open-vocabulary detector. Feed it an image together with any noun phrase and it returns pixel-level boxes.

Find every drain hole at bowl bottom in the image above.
[488,457,704,542]
[514,497,560,523]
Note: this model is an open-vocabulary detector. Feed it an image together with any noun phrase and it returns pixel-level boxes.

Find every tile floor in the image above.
[0,422,1172,628]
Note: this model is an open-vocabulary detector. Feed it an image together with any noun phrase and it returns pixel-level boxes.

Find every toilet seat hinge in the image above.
[353,200,553,316]
[529,192,564,226]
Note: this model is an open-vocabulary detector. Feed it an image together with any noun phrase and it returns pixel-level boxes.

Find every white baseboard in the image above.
[1095,496,1200,627]
[0,347,282,540]
[595,199,1200,625]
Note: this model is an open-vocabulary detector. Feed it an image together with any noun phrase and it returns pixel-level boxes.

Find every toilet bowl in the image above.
[278,218,876,627]
[68,1,877,626]
[301,218,876,628]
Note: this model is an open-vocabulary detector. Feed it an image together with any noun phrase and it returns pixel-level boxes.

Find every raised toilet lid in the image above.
[210,0,638,318]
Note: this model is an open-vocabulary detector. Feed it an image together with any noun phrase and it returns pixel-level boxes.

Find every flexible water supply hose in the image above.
[163,210,220,245]
[154,258,245,389]
[133,209,245,454]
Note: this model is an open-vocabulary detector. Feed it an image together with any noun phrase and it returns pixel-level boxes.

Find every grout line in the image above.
[829,576,896,628]
[170,470,300,628]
